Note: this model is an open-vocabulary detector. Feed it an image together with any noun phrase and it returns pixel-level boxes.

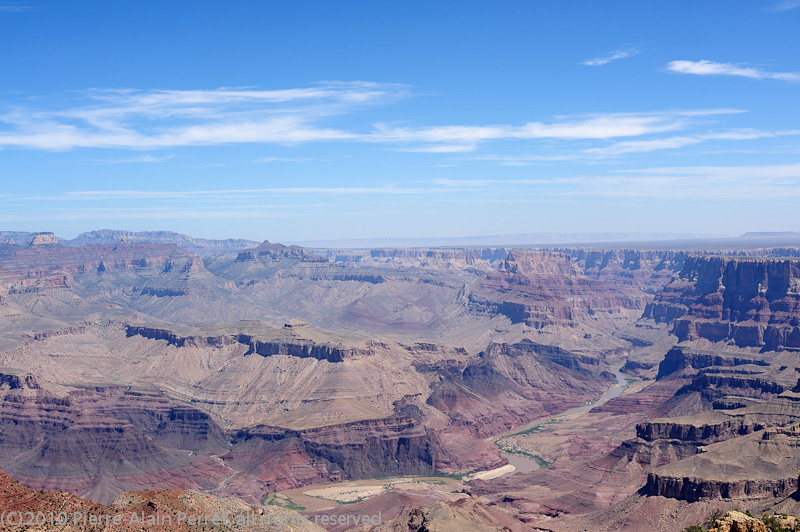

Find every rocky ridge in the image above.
[0,470,324,531]
[469,250,648,331]
[644,255,800,351]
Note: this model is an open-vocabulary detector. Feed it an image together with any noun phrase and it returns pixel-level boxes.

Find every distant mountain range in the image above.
[4,229,800,256]
[1,229,260,256]
[293,232,729,248]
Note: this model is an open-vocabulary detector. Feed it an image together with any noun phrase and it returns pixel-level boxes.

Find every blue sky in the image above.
[1,1,799,242]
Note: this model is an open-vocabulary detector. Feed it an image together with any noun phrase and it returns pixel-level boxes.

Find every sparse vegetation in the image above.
[492,417,560,468]
[427,472,465,480]
[509,417,563,438]
[263,493,306,512]
[703,508,725,530]
[762,514,798,532]
[684,510,800,532]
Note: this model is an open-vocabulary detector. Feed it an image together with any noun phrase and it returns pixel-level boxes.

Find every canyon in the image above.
[3,231,800,530]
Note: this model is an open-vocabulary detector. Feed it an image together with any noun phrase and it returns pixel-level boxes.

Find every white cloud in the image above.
[768,0,800,11]
[616,162,800,178]
[0,115,354,150]
[0,82,753,156]
[431,179,491,187]
[584,136,701,156]
[369,111,723,147]
[582,47,640,66]
[476,128,800,163]
[91,154,175,164]
[585,129,800,157]
[259,157,312,163]
[0,83,407,150]
[530,164,800,199]
[700,128,800,140]
[470,153,577,165]
[398,144,477,153]
[53,186,437,201]
[0,5,42,12]
[425,164,800,200]
[667,60,800,82]
[594,163,800,199]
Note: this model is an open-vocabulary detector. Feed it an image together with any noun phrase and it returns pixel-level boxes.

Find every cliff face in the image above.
[0,241,190,277]
[222,417,440,496]
[0,376,230,504]
[644,256,800,350]
[4,273,71,295]
[469,250,648,330]
[322,247,507,271]
[235,240,326,262]
[637,417,768,445]
[126,324,358,362]
[29,232,59,246]
[655,347,770,380]
[643,472,797,502]
[66,229,260,256]
[642,424,800,502]
[424,340,613,438]
[610,390,800,499]
[648,346,787,412]
[550,248,688,293]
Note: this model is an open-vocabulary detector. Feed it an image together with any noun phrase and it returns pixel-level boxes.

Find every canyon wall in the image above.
[644,256,800,350]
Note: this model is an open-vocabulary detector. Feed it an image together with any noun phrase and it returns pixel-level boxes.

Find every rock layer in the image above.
[644,256,800,350]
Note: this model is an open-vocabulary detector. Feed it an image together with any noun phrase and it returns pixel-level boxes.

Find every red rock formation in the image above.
[644,256,800,350]
[0,376,229,504]
[220,417,452,499]
[0,241,190,278]
[29,232,59,246]
[470,250,648,330]
[0,470,323,531]
[67,229,260,256]
[550,248,688,292]
[126,324,362,362]
[425,341,613,438]
[235,240,326,262]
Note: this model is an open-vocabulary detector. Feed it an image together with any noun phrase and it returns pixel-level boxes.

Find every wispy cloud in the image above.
[371,113,680,144]
[470,153,577,165]
[4,163,798,226]
[431,179,491,188]
[600,163,800,199]
[44,164,800,202]
[468,127,800,164]
[767,0,800,11]
[56,186,437,201]
[0,84,747,153]
[369,110,741,152]
[0,83,408,150]
[0,5,41,12]
[398,144,477,153]
[615,162,800,178]
[0,207,298,223]
[584,129,800,157]
[582,47,640,66]
[91,154,175,164]
[667,60,800,82]
[431,163,800,200]
[584,136,701,156]
[259,157,312,163]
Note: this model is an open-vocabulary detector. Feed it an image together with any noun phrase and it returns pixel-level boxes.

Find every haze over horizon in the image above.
[1,1,799,241]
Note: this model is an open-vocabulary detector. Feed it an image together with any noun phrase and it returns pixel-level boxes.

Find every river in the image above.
[496,365,629,475]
